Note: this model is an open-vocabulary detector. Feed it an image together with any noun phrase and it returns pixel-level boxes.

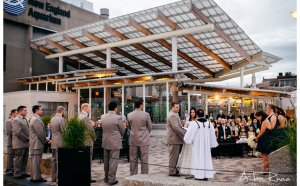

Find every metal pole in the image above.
[166,82,169,116]
[106,48,111,69]
[89,88,92,119]
[187,93,191,112]
[240,67,244,88]
[78,89,81,116]
[122,86,125,115]
[37,83,39,91]
[103,87,106,114]
[143,84,146,111]
[205,94,208,115]
[45,82,48,91]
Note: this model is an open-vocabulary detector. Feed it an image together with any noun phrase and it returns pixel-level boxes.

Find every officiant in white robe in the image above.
[184,109,218,180]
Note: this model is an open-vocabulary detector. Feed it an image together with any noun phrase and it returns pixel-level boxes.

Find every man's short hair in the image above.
[17,106,27,112]
[196,109,205,118]
[134,99,144,109]
[57,106,65,113]
[81,103,89,110]
[10,109,17,114]
[171,102,179,108]
[32,105,41,113]
[108,102,118,111]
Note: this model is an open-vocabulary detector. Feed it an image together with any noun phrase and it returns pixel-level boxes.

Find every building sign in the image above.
[27,0,71,25]
[4,0,71,25]
[4,0,27,16]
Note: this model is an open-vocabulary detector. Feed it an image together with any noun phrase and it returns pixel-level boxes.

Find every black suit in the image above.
[250,113,256,123]
[217,125,231,142]
[239,115,248,122]
[227,114,235,120]
[250,123,261,135]
[216,114,226,120]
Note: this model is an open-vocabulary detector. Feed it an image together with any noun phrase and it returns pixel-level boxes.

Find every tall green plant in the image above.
[287,123,297,163]
[63,118,87,149]
[41,115,52,127]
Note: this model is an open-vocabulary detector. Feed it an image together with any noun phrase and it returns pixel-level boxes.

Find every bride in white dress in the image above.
[178,107,197,178]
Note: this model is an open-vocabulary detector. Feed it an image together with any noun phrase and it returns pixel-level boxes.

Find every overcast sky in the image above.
[87,0,297,86]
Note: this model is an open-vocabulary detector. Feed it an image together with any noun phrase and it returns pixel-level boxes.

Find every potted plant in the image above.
[41,115,52,127]
[58,118,90,186]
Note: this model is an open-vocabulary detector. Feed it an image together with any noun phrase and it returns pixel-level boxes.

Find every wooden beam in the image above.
[31,43,90,70]
[64,35,143,74]
[190,4,251,62]
[158,12,231,70]
[83,30,161,73]
[129,19,215,77]
[105,26,197,79]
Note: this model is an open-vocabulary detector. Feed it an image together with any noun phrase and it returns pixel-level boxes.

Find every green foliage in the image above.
[286,124,297,163]
[41,115,52,127]
[63,118,87,149]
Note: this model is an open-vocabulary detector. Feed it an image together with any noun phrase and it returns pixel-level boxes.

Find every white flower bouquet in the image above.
[256,128,260,134]
[247,136,257,148]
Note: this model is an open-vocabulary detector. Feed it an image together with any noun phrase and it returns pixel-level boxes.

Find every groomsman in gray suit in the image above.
[127,99,152,175]
[167,102,186,177]
[29,105,47,183]
[12,106,30,179]
[101,102,125,185]
[50,106,66,182]
[78,103,96,183]
[5,109,18,176]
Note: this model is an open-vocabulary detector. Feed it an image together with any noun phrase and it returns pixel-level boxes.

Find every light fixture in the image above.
[215,95,220,100]
[290,10,297,19]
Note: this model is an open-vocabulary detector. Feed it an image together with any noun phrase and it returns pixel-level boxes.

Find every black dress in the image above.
[256,128,272,155]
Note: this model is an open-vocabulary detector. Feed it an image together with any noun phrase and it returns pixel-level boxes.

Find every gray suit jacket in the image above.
[50,114,66,149]
[29,115,47,151]
[166,111,186,145]
[128,109,152,146]
[12,115,29,149]
[78,112,96,147]
[6,118,13,147]
[101,111,125,150]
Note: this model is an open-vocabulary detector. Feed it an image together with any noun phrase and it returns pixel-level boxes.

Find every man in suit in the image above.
[79,103,96,183]
[239,111,248,122]
[227,111,235,120]
[101,102,125,185]
[217,119,231,143]
[50,106,66,182]
[167,102,186,177]
[250,118,261,136]
[127,99,152,175]
[250,109,256,124]
[29,105,47,183]
[5,109,18,176]
[12,106,30,179]
[216,110,226,120]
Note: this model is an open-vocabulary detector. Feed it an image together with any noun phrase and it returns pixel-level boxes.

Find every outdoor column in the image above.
[105,87,111,113]
[55,82,58,92]
[143,84,146,111]
[78,89,81,115]
[227,97,231,114]
[205,94,208,115]
[89,88,92,118]
[252,72,256,88]
[37,83,39,91]
[59,56,63,73]
[241,97,244,111]
[187,93,191,112]
[252,98,255,109]
[240,67,244,88]
[166,82,169,116]
[172,36,178,72]
[45,82,48,91]
[106,48,111,69]
[171,83,178,102]
[29,83,31,91]
[58,84,63,92]
[122,86,125,115]
[103,87,106,114]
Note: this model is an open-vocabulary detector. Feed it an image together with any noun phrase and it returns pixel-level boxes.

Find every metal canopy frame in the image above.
[31,0,280,80]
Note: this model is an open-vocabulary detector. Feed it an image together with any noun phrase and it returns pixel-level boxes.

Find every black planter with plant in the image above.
[58,118,91,186]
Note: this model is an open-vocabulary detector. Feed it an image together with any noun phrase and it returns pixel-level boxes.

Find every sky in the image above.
[87,0,297,87]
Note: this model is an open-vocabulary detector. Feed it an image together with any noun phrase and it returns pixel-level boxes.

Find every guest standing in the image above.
[167,102,186,177]
[101,102,125,185]
[29,105,47,183]
[127,99,152,175]
[5,109,18,176]
[50,106,66,182]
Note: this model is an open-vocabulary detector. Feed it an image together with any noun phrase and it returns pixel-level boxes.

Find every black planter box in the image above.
[58,147,91,186]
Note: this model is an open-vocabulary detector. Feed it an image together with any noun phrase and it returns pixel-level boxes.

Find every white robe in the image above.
[184,119,218,179]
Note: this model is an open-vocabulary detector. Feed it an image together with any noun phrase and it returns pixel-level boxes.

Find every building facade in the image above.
[4,0,105,92]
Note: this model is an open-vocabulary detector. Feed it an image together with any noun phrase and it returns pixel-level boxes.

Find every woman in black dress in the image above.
[254,111,273,172]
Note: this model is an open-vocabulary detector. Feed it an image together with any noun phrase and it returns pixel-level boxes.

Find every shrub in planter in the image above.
[58,118,90,186]
[41,115,52,127]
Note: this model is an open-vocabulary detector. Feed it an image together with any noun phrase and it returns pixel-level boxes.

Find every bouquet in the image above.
[247,136,257,148]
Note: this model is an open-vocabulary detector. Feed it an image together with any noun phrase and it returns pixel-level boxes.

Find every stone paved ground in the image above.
[4,130,295,186]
